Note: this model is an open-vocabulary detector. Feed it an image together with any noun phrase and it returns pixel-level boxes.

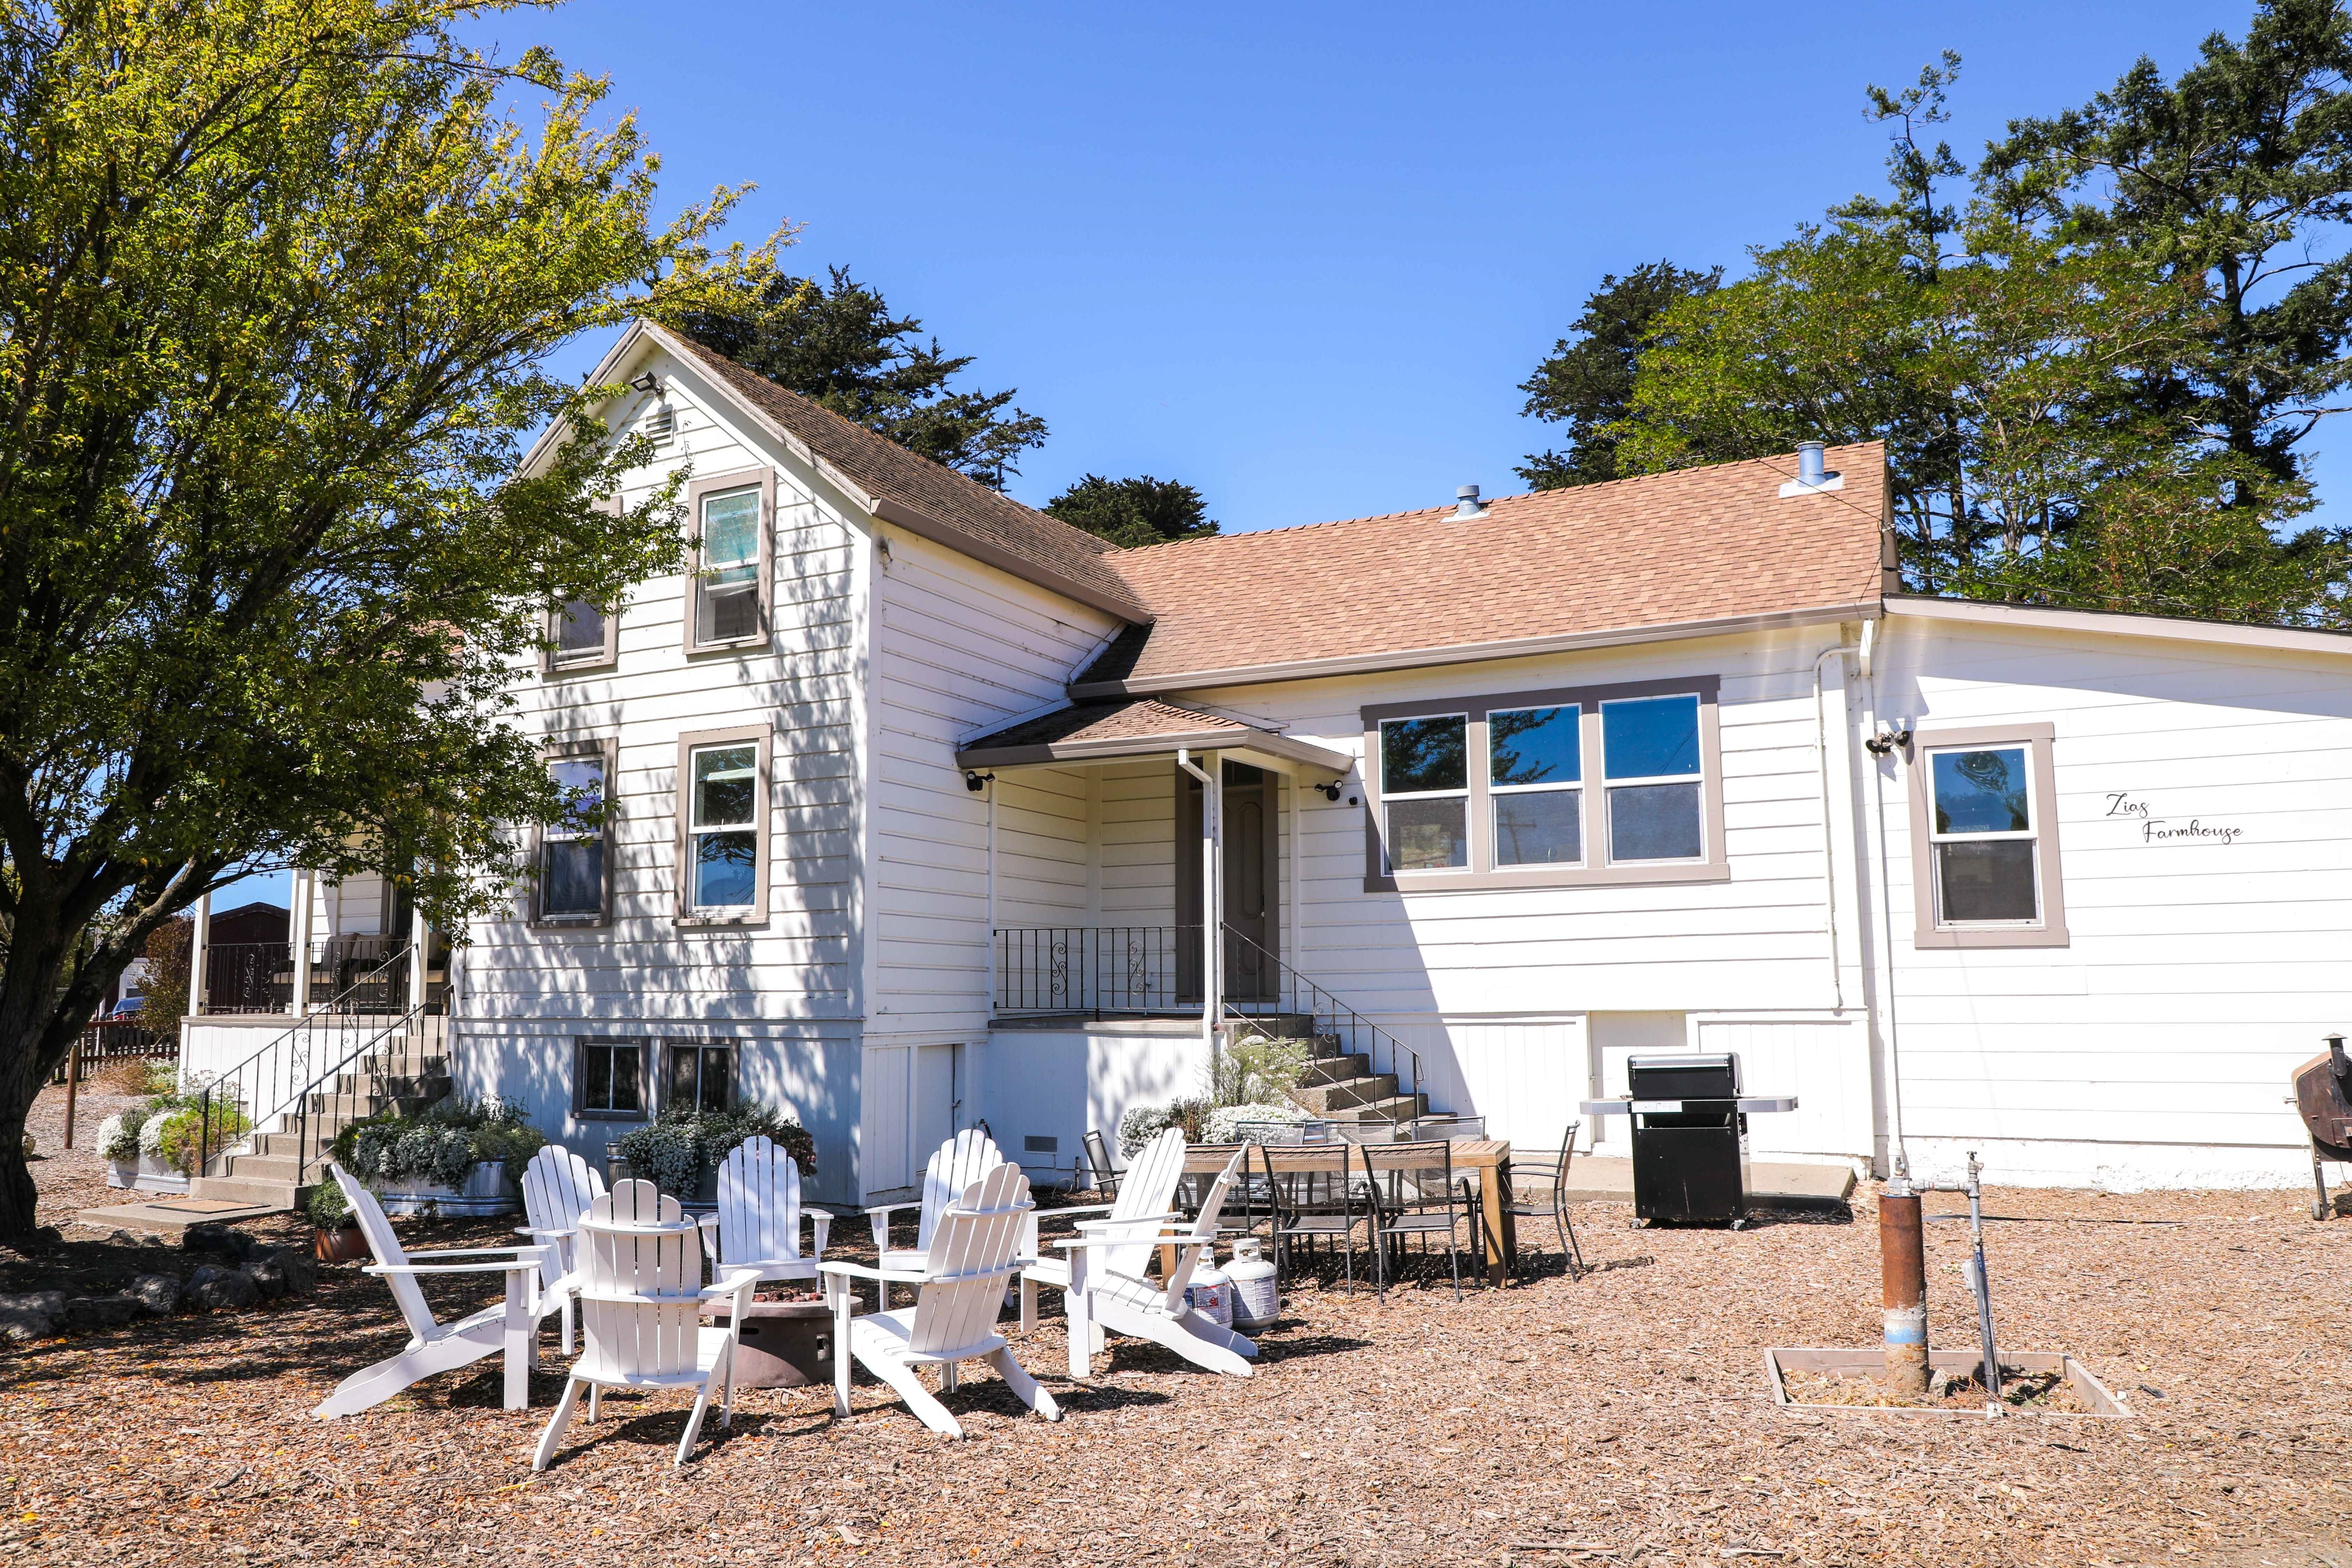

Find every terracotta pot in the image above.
[315,1224,368,1265]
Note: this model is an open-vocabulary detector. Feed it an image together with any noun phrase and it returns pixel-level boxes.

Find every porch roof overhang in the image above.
[954,698,1353,776]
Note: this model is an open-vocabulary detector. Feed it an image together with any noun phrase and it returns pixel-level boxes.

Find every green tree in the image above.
[1982,0,2352,494]
[1043,474,1218,548]
[0,0,764,1234]
[1517,261,1719,488]
[679,266,1048,489]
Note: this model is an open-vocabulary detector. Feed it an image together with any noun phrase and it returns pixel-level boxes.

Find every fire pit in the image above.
[702,1298,834,1389]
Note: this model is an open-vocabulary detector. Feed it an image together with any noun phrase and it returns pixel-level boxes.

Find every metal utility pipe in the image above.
[1878,1171,1928,1395]
[1962,1151,2002,1410]
[1812,638,1861,1012]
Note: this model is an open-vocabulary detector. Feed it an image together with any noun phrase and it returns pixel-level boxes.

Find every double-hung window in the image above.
[1489,704,1582,866]
[676,725,770,923]
[683,470,773,654]
[550,599,613,667]
[1364,677,1725,891]
[534,740,614,925]
[1378,715,1469,871]
[1908,723,2067,947]
[1601,693,1705,862]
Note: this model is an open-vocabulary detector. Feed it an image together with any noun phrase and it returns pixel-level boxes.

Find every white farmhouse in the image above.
[185,318,2352,1206]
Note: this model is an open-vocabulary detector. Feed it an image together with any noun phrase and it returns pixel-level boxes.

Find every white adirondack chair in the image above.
[1059,1146,1259,1380]
[1017,1127,1188,1334]
[311,1161,550,1419]
[819,1163,1060,1439]
[517,1145,606,1356]
[531,1179,759,1470]
[707,1135,833,1286]
[863,1129,1005,1305]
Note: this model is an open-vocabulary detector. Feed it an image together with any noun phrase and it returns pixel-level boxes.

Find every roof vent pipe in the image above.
[1455,484,1485,519]
[1796,441,1826,487]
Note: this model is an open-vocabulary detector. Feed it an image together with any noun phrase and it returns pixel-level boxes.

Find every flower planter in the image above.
[315,1224,369,1265]
[106,1155,190,1196]
[370,1159,517,1218]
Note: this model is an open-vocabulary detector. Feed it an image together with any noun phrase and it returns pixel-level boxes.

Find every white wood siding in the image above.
[1876,615,2352,1187]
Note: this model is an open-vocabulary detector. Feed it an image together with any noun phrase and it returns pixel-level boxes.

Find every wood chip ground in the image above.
[7,1083,2350,1566]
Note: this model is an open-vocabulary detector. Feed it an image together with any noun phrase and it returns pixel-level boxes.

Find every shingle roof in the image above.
[1078,444,1890,693]
[955,698,1351,772]
[655,326,1150,621]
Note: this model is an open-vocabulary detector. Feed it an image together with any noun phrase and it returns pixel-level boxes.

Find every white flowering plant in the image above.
[1202,1100,1314,1144]
[334,1095,547,1189]
[96,1113,140,1163]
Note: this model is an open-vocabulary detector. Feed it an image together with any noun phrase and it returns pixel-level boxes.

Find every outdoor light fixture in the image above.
[963,770,995,793]
[1865,724,1913,757]
[628,372,661,394]
[1316,781,1343,801]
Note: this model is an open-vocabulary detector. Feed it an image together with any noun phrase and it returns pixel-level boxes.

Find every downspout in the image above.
[1859,618,1912,1178]
[1176,749,1220,1063]
[984,777,997,1016]
[1813,636,1863,1012]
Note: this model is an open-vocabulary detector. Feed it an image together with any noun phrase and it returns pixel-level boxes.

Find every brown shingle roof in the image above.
[956,698,1351,772]
[654,325,1150,621]
[1079,443,1890,692]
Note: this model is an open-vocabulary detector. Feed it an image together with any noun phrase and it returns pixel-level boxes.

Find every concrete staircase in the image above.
[189,1023,451,1211]
[1240,1011,1428,1125]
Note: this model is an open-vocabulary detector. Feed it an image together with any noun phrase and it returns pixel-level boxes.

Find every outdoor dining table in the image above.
[1182,1138,1519,1286]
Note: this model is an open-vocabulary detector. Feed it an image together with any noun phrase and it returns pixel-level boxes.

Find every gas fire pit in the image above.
[702,1298,834,1389]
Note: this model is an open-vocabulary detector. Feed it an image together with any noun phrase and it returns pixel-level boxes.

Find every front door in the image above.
[1180,760,1280,1001]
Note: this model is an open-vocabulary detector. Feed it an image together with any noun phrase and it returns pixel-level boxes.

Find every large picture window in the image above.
[683,470,773,654]
[533,739,614,926]
[1907,723,2067,948]
[1363,677,1725,891]
[675,725,770,924]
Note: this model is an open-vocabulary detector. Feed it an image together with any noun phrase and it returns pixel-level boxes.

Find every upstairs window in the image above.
[676,725,770,924]
[1907,723,2067,949]
[683,470,773,654]
[551,600,611,666]
[1489,704,1582,867]
[534,740,614,926]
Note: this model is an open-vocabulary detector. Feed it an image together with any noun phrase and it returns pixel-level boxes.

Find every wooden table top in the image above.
[1182,1138,1510,1172]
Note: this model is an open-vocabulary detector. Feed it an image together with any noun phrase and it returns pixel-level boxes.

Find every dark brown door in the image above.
[1179,760,1280,1002]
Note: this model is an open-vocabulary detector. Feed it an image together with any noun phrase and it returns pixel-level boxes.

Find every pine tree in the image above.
[1044,475,1219,548]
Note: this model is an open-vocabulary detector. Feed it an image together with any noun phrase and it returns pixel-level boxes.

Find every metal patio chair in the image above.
[1362,1138,1478,1301]
[1266,1139,1377,1291]
[1504,1121,1587,1280]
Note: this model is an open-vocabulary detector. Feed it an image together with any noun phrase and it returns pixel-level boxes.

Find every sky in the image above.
[222,0,2312,913]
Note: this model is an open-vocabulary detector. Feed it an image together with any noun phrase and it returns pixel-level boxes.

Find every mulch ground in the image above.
[3,1078,2348,1568]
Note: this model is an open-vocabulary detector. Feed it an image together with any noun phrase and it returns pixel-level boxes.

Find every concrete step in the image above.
[1293,1074,1399,1114]
[1297,1053,1370,1088]
[1319,1093,1428,1124]
[223,1152,300,1182]
[1236,1012,1318,1039]
[189,1173,298,1209]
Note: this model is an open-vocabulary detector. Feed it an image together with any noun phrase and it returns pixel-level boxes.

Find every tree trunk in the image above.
[0,903,132,1238]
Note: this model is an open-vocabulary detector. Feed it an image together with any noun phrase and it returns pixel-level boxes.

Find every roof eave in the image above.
[956,726,1352,774]
[1885,594,2352,659]
[874,497,1152,623]
[1071,598,1886,699]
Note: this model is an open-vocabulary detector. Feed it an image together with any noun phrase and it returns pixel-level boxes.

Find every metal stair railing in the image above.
[1217,923,1422,1124]
[192,947,421,1182]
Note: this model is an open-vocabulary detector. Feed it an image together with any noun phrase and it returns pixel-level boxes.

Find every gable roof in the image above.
[569,321,1152,623]
[1076,443,1891,695]
[955,697,1351,772]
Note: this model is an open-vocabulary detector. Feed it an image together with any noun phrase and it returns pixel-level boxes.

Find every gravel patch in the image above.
[1,1106,2345,1567]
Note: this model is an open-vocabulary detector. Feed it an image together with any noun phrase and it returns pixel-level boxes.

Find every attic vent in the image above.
[1779,439,1844,497]
[644,403,676,446]
[1454,484,1486,519]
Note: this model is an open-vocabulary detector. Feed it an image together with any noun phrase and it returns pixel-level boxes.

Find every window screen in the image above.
[696,489,761,644]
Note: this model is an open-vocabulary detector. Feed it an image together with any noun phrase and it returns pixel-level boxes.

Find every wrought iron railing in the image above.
[200,941,293,1014]
[993,926,1200,1016]
[198,937,421,1016]
[193,947,421,1182]
[1218,924,1422,1124]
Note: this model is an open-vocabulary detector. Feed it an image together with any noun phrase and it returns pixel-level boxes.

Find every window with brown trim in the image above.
[675,724,771,925]
[532,738,616,927]
[1362,676,1727,891]
[544,496,624,674]
[1906,722,2068,948]
[574,1036,651,1119]
[683,469,774,654]
[663,1042,733,1114]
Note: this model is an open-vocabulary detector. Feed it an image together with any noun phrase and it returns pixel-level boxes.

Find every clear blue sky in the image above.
[221,0,2321,913]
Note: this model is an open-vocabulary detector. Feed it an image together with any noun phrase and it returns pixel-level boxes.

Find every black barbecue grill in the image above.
[1581,1053,1797,1226]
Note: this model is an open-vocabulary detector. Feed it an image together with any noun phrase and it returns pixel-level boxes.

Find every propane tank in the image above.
[1226,1237,1279,1330]
[1183,1258,1235,1329]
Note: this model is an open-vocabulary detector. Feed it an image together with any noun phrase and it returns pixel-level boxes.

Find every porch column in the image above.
[1176,750,1222,1057]
[288,870,314,1015]
[186,890,211,1019]
[407,902,429,1014]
